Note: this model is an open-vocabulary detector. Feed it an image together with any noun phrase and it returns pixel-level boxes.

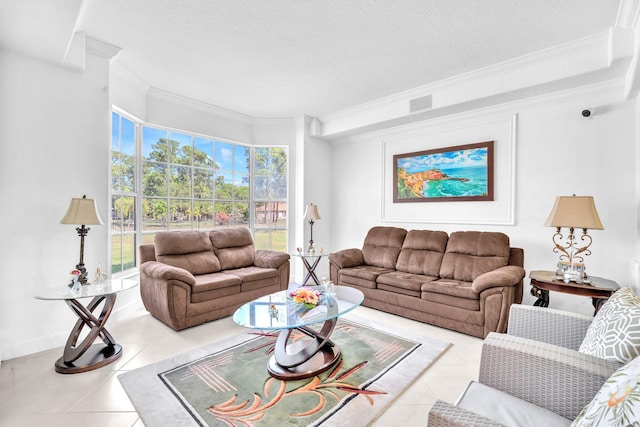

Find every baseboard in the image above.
[1,298,145,362]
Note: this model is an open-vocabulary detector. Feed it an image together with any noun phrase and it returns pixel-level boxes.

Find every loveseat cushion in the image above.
[154,231,222,275]
[225,266,280,292]
[396,230,448,276]
[210,228,255,270]
[439,231,510,282]
[191,273,242,303]
[361,226,407,269]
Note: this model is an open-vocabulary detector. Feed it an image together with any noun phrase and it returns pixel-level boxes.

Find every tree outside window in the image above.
[110,111,288,275]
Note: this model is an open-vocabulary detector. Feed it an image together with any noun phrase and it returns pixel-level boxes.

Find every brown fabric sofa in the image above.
[139,228,290,331]
[329,226,525,338]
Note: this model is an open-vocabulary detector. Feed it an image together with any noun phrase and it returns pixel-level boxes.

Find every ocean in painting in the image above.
[422,165,487,198]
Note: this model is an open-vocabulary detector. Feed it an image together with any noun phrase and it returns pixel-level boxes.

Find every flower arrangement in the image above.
[70,269,82,290]
[289,287,320,309]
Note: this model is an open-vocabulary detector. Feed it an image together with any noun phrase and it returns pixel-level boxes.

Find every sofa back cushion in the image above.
[396,230,449,276]
[439,231,510,282]
[155,231,221,275]
[210,228,256,270]
[362,226,407,269]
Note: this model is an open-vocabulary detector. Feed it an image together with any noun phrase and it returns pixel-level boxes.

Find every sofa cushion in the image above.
[377,271,438,298]
[439,231,510,282]
[421,291,480,311]
[396,230,448,276]
[361,226,407,269]
[339,265,394,289]
[421,278,479,300]
[210,228,256,270]
[154,231,222,275]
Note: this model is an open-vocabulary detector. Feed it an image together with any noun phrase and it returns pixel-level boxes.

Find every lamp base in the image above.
[555,261,587,280]
[76,263,89,285]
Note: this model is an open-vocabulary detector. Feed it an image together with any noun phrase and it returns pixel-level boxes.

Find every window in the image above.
[111,112,137,273]
[110,110,288,275]
[254,147,288,251]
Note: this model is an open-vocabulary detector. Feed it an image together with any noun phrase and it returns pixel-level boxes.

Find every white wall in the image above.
[0,49,299,361]
[0,49,129,360]
[1,44,636,361]
[329,80,636,316]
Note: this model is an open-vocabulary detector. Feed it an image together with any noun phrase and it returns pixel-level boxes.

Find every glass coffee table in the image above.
[233,285,364,380]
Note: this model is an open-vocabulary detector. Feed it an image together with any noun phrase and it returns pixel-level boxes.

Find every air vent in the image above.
[409,95,432,113]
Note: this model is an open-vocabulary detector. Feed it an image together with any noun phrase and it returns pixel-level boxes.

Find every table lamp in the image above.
[60,195,105,284]
[544,195,603,279]
[304,203,321,252]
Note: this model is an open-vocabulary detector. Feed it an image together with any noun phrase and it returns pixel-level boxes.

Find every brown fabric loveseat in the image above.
[329,226,525,338]
[139,228,290,331]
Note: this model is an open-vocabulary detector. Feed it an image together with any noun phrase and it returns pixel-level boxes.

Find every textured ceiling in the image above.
[0,0,622,117]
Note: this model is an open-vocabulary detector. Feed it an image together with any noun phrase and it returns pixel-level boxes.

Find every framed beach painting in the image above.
[393,141,494,203]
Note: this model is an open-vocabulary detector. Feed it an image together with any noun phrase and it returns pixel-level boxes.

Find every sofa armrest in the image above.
[507,304,593,350]
[479,332,620,420]
[139,261,196,285]
[255,250,290,269]
[328,248,364,269]
[471,265,525,293]
[428,400,505,427]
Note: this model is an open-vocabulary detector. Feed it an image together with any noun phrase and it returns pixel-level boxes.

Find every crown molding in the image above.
[617,0,640,29]
[147,87,255,124]
[253,117,296,126]
[111,61,151,94]
[85,34,121,60]
[317,30,628,139]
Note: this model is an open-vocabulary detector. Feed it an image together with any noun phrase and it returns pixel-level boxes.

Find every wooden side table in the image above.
[529,270,619,315]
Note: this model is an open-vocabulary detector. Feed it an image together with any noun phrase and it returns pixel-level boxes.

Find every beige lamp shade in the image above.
[60,195,105,225]
[304,203,321,221]
[544,196,603,230]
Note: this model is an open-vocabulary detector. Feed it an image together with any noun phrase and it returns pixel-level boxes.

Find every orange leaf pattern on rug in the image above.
[158,320,420,426]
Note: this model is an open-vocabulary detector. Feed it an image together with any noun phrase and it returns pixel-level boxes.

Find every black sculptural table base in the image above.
[267,316,340,380]
[55,294,122,374]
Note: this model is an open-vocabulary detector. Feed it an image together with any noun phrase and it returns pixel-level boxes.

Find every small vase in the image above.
[71,278,81,292]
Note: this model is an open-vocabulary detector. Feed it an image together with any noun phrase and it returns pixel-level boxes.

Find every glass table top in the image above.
[290,252,327,258]
[233,285,364,330]
[34,278,139,300]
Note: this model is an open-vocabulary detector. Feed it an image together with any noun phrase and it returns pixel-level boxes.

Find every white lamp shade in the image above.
[544,196,603,230]
[304,203,321,221]
[60,196,105,225]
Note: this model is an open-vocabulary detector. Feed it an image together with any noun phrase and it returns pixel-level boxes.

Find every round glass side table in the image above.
[35,278,138,374]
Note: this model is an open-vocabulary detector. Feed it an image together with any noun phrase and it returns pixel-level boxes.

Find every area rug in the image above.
[118,313,450,426]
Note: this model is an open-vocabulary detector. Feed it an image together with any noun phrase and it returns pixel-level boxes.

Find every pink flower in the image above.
[70,269,81,277]
[289,287,320,306]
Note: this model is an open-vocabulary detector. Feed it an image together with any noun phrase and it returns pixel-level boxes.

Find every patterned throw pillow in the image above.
[571,356,640,426]
[579,287,640,363]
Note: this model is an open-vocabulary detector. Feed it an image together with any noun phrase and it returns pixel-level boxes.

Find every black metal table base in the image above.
[55,294,122,374]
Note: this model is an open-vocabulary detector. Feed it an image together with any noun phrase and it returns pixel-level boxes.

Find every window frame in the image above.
[110,107,288,277]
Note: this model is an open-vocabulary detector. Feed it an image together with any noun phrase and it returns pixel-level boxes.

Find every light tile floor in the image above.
[0,306,482,426]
